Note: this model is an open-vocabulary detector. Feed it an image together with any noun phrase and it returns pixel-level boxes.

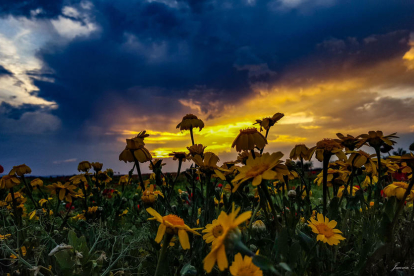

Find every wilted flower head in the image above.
[335,133,359,151]
[356,131,398,149]
[149,159,166,170]
[383,182,414,201]
[70,174,88,186]
[30,178,43,188]
[187,144,206,157]
[78,161,91,172]
[192,152,227,180]
[254,112,284,131]
[9,164,31,177]
[176,114,205,131]
[169,151,189,162]
[0,175,20,189]
[232,128,267,152]
[91,162,103,172]
[290,144,311,161]
[308,139,345,162]
[141,184,164,203]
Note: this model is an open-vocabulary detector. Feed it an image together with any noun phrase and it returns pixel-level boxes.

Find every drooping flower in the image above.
[146,208,201,250]
[308,213,345,245]
[187,144,207,157]
[8,164,31,176]
[134,146,152,163]
[335,133,360,151]
[308,139,346,162]
[347,150,377,174]
[46,182,80,202]
[119,175,129,186]
[203,204,252,273]
[176,114,205,131]
[192,152,227,180]
[337,185,360,198]
[30,178,43,189]
[356,131,398,149]
[141,185,164,203]
[232,152,288,192]
[69,174,88,186]
[203,219,224,244]
[289,144,312,161]
[232,128,267,152]
[169,151,189,162]
[229,252,263,276]
[91,162,103,172]
[0,175,20,189]
[237,151,261,164]
[77,161,91,172]
[254,112,284,132]
[149,159,166,170]
[383,182,414,201]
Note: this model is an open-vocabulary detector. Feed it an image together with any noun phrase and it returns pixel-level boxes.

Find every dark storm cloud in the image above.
[0,102,44,120]
[0,0,67,18]
[0,65,12,77]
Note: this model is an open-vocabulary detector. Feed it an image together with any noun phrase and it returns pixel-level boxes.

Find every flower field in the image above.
[1,113,414,276]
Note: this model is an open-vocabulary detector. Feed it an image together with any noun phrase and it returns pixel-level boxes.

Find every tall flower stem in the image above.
[189,127,195,146]
[247,200,261,241]
[131,150,145,191]
[21,175,39,209]
[260,128,270,154]
[260,182,280,233]
[9,187,21,249]
[322,153,331,216]
[154,233,173,276]
[172,159,182,187]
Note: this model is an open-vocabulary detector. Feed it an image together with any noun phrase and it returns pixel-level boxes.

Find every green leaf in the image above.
[252,255,278,273]
[279,262,292,272]
[384,197,396,222]
[297,230,314,253]
[180,263,197,276]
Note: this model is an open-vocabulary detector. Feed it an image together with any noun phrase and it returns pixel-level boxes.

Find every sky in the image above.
[1,0,414,176]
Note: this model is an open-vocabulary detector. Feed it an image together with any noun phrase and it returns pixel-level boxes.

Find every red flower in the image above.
[0,165,3,174]
[137,204,140,210]
[218,183,223,188]
[355,185,360,189]
[196,176,200,181]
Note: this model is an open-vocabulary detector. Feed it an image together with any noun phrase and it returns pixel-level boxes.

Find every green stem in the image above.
[390,177,414,235]
[155,234,173,276]
[21,175,39,209]
[260,128,270,155]
[260,182,280,233]
[247,200,261,241]
[190,127,195,146]
[131,150,145,190]
[322,153,331,216]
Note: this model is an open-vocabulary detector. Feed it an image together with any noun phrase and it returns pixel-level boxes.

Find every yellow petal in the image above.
[155,224,166,243]
[178,230,190,250]
[217,245,228,271]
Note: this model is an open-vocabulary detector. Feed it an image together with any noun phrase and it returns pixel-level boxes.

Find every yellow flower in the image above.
[146,208,201,250]
[308,213,345,246]
[141,185,164,203]
[69,174,88,186]
[308,139,346,162]
[347,150,377,173]
[203,204,252,273]
[356,131,398,149]
[78,161,91,172]
[383,182,414,201]
[252,220,266,232]
[134,146,152,163]
[389,153,414,169]
[232,128,267,152]
[254,112,284,131]
[314,169,347,187]
[192,152,227,180]
[8,164,31,176]
[337,185,359,198]
[0,175,20,189]
[229,252,263,276]
[39,198,51,207]
[203,219,224,244]
[187,144,207,157]
[169,151,189,162]
[119,209,128,216]
[119,147,135,163]
[91,162,103,172]
[290,144,312,161]
[119,175,129,185]
[237,151,261,164]
[232,152,288,192]
[46,182,80,202]
[361,175,378,188]
[10,246,27,259]
[0,234,11,240]
[176,114,204,131]
[30,178,43,189]
[335,133,360,151]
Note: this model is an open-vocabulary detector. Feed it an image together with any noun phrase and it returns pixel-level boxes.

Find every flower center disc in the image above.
[246,164,269,178]
[212,225,224,238]
[316,224,334,238]
[163,214,185,226]
[238,267,257,276]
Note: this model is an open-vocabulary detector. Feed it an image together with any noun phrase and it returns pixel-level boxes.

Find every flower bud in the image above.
[288,190,297,198]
